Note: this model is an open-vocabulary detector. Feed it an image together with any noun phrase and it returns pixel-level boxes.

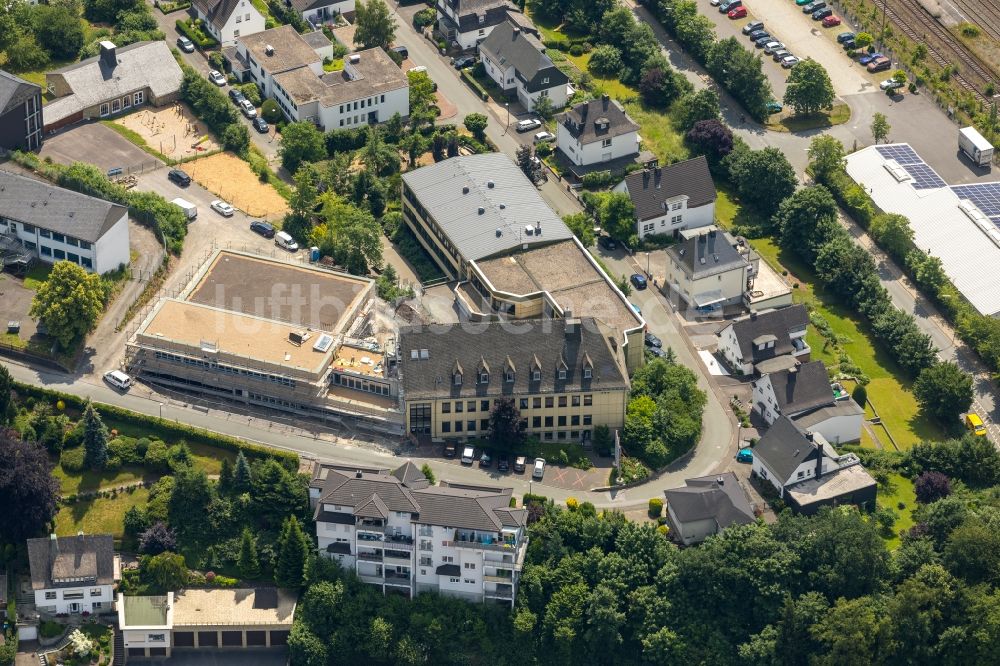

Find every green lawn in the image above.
[625,103,689,164]
[878,473,916,550]
[55,487,150,538]
[23,262,53,290]
[766,103,852,132]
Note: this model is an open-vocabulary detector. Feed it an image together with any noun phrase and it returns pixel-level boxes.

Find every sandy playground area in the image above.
[115,104,220,158]
[184,153,290,218]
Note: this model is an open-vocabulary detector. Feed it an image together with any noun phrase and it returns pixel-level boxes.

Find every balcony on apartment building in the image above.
[384,570,413,585]
[483,570,514,584]
[356,524,415,549]
[384,548,412,564]
[443,530,520,553]
[485,584,514,600]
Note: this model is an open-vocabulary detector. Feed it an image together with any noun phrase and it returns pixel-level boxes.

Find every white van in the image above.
[171,197,197,221]
[461,446,475,465]
[103,370,132,391]
[275,230,299,252]
[533,458,545,479]
[407,65,427,74]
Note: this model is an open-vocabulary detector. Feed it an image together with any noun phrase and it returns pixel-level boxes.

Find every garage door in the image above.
[221,630,243,647]
[128,648,146,657]
[198,631,219,647]
[246,631,266,646]
[269,630,289,646]
[150,648,167,656]
[174,631,194,647]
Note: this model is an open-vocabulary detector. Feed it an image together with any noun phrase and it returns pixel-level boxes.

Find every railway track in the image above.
[882,0,992,101]
[946,0,1000,43]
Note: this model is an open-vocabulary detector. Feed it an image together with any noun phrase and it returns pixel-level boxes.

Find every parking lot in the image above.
[40,121,163,174]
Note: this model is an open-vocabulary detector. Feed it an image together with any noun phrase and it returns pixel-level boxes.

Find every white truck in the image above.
[959,126,994,168]
[171,197,198,221]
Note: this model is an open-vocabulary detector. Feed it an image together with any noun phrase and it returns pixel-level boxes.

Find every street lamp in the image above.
[504,102,510,135]
[645,251,650,277]
[158,403,163,420]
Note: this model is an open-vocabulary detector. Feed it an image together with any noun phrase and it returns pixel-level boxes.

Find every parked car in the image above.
[836,30,855,43]
[516,118,542,133]
[514,456,527,473]
[167,168,191,186]
[766,100,783,113]
[239,99,257,118]
[228,88,245,104]
[822,14,842,26]
[802,1,825,13]
[647,346,668,359]
[841,38,857,50]
[250,220,275,238]
[452,55,475,69]
[103,370,132,391]
[763,41,784,55]
[736,447,753,463]
[630,273,648,290]
[966,412,988,437]
[391,45,408,59]
[742,20,764,34]
[275,230,299,251]
[208,70,226,86]
[880,78,904,90]
[253,116,269,133]
[497,454,510,472]
[710,0,722,6]
[858,51,883,65]
[630,302,642,315]
[211,200,234,217]
[598,234,618,251]
[479,451,492,468]
[728,6,747,18]
[812,7,833,19]
[444,443,457,458]
[532,458,546,479]
[867,56,891,72]
[772,49,791,62]
[794,0,811,5]
[533,130,555,144]
[718,0,741,12]
[176,36,195,53]
[461,446,475,465]
[748,29,769,41]
[644,332,662,347]
[754,35,774,48]
[781,55,800,68]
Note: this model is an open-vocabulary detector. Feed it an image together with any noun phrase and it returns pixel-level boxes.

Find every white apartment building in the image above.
[716,305,810,376]
[437,0,512,49]
[27,533,119,615]
[0,170,130,274]
[478,21,568,112]
[191,0,265,47]
[311,461,528,606]
[556,96,640,169]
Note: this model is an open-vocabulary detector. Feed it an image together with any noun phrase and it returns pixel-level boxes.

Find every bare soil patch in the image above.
[184,153,290,217]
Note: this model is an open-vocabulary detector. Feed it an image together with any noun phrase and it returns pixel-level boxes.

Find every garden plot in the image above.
[184,152,290,218]
[115,103,219,158]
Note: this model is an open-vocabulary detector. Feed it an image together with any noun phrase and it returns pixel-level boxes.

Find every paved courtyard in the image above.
[39,121,162,174]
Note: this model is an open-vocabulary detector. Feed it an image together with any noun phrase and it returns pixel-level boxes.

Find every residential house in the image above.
[0,69,43,152]
[717,304,810,376]
[752,416,877,514]
[399,317,628,442]
[437,0,512,49]
[118,588,295,660]
[28,533,118,615]
[478,20,567,113]
[556,95,640,172]
[400,153,646,370]
[613,156,717,239]
[0,170,130,274]
[664,226,751,311]
[664,472,756,545]
[752,359,863,444]
[43,42,183,131]
[312,460,528,605]
[290,0,355,26]
[228,27,408,130]
[191,0,265,47]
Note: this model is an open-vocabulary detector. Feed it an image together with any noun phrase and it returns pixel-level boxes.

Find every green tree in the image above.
[275,515,311,588]
[589,44,624,77]
[29,261,105,349]
[562,212,595,246]
[809,595,888,666]
[776,185,840,264]
[83,0,142,23]
[674,88,721,131]
[168,467,214,548]
[221,122,250,156]
[250,458,307,530]
[420,463,436,485]
[218,457,233,494]
[232,451,252,492]
[288,625,328,666]
[727,147,797,216]
[0,364,13,424]
[279,121,326,174]
[353,0,396,50]
[311,195,383,274]
[871,112,891,144]
[142,552,188,592]
[487,397,525,451]
[463,112,488,141]
[854,31,873,48]
[407,70,437,129]
[238,527,261,580]
[533,95,555,120]
[870,213,914,259]
[0,432,60,544]
[284,163,320,242]
[914,362,973,428]
[359,126,399,176]
[81,402,109,470]
[299,580,344,636]
[31,4,84,60]
[782,58,835,115]
[596,192,637,244]
[906,250,948,296]
[808,134,847,183]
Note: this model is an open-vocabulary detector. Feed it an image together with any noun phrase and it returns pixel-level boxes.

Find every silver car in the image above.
[763,41,784,55]
[208,70,226,86]
[210,200,234,217]
[239,99,257,118]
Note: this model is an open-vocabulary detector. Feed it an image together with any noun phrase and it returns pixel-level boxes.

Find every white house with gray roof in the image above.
[0,170,130,274]
[556,95,640,170]
[664,226,750,311]
[664,472,756,545]
[191,0,265,47]
[717,304,810,376]
[311,460,527,605]
[478,20,568,112]
[614,156,717,239]
[28,533,119,615]
[437,0,514,49]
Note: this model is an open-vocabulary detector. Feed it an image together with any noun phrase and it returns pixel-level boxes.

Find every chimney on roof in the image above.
[601,93,609,110]
[77,530,84,540]
[716,476,724,485]
[513,27,520,37]
[462,186,469,194]
[750,310,758,320]
[355,470,363,478]
[265,44,275,56]
[566,317,580,336]
[805,431,814,442]
[99,41,117,69]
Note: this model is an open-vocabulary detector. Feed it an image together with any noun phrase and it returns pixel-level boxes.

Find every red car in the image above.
[728,5,748,18]
[821,14,841,27]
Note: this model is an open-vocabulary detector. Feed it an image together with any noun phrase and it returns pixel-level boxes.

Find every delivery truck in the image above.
[959,126,994,168]
[171,197,198,221]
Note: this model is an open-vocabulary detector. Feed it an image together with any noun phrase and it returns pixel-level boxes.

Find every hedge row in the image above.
[13,382,300,469]
[175,18,217,49]
[461,69,489,102]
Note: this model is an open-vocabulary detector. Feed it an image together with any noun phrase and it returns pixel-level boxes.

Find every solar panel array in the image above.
[952,183,1000,226]
[875,144,947,190]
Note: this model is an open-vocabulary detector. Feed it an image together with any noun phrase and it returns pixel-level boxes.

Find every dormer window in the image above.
[454,373,462,385]
[558,369,566,380]
[505,371,515,383]
[478,14,485,23]
[583,368,592,379]
[532,370,541,381]
[479,371,489,384]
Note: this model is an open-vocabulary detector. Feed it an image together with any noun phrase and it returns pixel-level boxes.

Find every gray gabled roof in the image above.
[192,0,245,30]
[479,21,567,93]
[754,416,820,485]
[27,534,115,590]
[354,493,390,519]
[767,360,833,415]
[665,472,755,528]
[667,228,747,279]
[400,153,572,262]
[557,96,638,145]
[0,69,40,115]
[792,399,864,429]
[412,485,523,532]
[317,469,420,514]
[392,461,429,489]
[724,305,810,361]
[622,156,716,221]
[0,170,127,243]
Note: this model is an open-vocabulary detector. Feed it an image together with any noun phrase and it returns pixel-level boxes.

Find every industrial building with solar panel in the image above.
[845,143,1000,318]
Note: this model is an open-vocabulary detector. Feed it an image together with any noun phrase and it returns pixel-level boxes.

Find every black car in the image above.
[391,45,408,59]
[647,346,668,359]
[842,38,857,50]
[252,116,269,133]
[753,35,773,47]
[598,235,618,251]
[229,88,246,104]
[836,31,855,43]
[250,220,275,238]
[644,332,662,348]
[802,1,825,13]
[497,455,510,472]
[742,20,764,34]
[479,452,492,468]
[452,55,476,69]
[167,168,191,186]
[443,443,457,458]
[748,29,768,41]
[812,7,833,19]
